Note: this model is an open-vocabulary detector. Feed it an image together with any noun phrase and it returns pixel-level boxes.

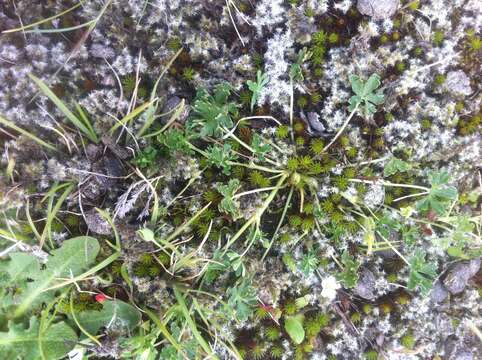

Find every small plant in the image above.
[247,70,269,111]
[348,73,385,117]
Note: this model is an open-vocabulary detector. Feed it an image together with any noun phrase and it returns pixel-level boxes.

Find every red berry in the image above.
[95,294,107,303]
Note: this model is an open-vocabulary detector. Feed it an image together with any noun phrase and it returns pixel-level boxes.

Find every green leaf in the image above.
[284,315,305,344]
[251,134,270,161]
[416,171,458,215]
[206,143,237,175]
[0,317,77,360]
[384,157,412,177]
[349,75,364,96]
[226,279,257,322]
[3,236,100,317]
[247,70,269,111]
[299,251,319,276]
[188,83,238,137]
[363,74,381,95]
[74,300,141,335]
[407,249,437,296]
[336,251,360,288]
[216,179,241,218]
[348,73,384,117]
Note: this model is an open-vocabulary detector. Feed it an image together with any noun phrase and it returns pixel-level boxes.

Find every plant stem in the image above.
[322,103,359,153]
[349,178,430,192]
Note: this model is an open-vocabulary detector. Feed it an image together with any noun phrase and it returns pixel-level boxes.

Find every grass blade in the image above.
[28,74,98,143]
[0,115,57,151]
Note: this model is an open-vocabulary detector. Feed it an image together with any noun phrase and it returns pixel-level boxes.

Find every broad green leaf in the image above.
[284,315,305,344]
[0,317,77,360]
[74,300,141,335]
[6,236,100,317]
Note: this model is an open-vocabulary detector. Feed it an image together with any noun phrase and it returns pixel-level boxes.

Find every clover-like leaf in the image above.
[384,157,412,177]
[216,179,241,218]
[407,249,437,296]
[206,143,237,175]
[348,73,384,117]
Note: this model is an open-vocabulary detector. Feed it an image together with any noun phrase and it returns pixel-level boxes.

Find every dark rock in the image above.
[86,144,102,161]
[160,96,190,125]
[443,259,480,295]
[84,208,111,235]
[354,268,376,300]
[357,0,399,20]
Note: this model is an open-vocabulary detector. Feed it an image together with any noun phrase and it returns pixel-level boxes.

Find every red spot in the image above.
[421,225,433,236]
[95,294,107,303]
[426,210,437,222]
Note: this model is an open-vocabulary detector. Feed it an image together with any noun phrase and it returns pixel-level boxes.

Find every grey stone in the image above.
[357,0,399,20]
[354,269,376,300]
[160,96,190,124]
[443,259,480,295]
[445,70,472,96]
[430,280,448,303]
[84,208,111,235]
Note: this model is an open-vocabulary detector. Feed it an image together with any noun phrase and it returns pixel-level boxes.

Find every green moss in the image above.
[333,176,348,190]
[293,121,305,133]
[250,343,265,360]
[289,215,303,228]
[275,125,290,139]
[350,312,361,324]
[239,90,252,106]
[467,36,481,51]
[287,157,299,171]
[434,74,446,86]
[379,34,389,45]
[413,47,423,56]
[303,203,314,214]
[250,170,271,188]
[395,61,405,73]
[297,96,308,109]
[181,67,195,81]
[321,199,334,213]
[266,326,281,341]
[364,350,378,360]
[298,155,313,169]
[309,138,324,155]
[301,217,315,231]
[312,30,327,45]
[270,345,283,358]
[362,303,371,314]
[407,0,420,10]
[421,118,432,130]
[345,146,357,158]
[391,31,400,41]
[432,30,444,46]
[328,33,339,44]
[166,37,182,51]
[295,136,305,146]
[304,7,315,17]
[139,253,154,265]
[310,93,321,104]
[313,68,323,77]
[400,332,415,349]
[283,300,298,315]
